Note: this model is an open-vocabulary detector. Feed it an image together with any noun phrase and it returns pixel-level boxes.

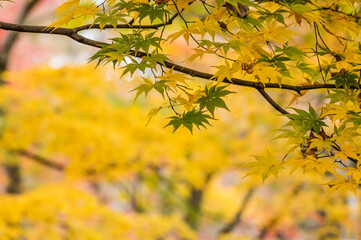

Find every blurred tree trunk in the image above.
[185,187,204,228]
[185,173,213,229]
[0,0,41,194]
[4,163,21,194]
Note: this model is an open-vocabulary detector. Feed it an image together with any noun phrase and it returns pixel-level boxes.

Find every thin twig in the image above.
[314,23,329,95]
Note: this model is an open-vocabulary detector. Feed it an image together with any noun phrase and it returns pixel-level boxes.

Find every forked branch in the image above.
[0,21,348,114]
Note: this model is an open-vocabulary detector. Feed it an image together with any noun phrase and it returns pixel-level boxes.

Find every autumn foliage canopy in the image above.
[25,0,361,195]
[0,0,361,239]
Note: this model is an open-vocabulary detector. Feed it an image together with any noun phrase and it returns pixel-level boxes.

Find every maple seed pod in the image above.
[217,21,228,32]
[241,62,254,74]
[237,3,249,18]
[223,2,248,18]
[339,68,347,75]
[331,52,344,62]
[319,128,328,140]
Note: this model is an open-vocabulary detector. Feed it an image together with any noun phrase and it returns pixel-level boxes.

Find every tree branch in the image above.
[0,21,352,115]
[0,21,106,47]
[219,188,255,235]
[0,21,350,91]
[13,149,65,171]
[257,88,289,115]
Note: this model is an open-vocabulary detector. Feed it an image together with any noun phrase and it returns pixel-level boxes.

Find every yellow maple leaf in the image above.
[242,150,284,183]
[324,101,360,122]
[157,68,191,92]
[333,143,360,164]
[103,52,125,66]
[345,165,361,185]
[309,133,333,153]
[146,106,162,126]
[167,28,188,44]
[324,177,357,197]
[263,19,297,44]
[174,95,193,111]
[48,13,75,29]
[53,0,80,18]
[252,62,282,85]
[211,61,233,85]
[75,4,101,20]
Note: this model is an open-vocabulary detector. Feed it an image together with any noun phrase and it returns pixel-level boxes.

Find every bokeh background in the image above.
[0,1,360,239]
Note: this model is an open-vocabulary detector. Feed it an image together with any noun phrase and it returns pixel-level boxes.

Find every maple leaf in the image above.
[183,49,207,65]
[146,106,162,126]
[309,133,333,153]
[211,61,233,85]
[196,84,234,116]
[174,95,193,111]
[324,177,357,197]
[345,164,361,185]
[76,4,101,20]
[286,104,327,134]
[242,151,284,183]
[333,143,360,164]
[130,78,154,103]
[94,12,128,30]
[157,68,191,92]
[165,109,212,134]
[48,13,75,29]
[263,19,298,44]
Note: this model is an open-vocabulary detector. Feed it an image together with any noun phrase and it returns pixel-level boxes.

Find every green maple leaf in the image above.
[197,85,234,116]
[165,110,212,134]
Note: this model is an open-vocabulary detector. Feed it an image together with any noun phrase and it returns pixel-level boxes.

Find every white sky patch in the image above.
[94,0,105,5]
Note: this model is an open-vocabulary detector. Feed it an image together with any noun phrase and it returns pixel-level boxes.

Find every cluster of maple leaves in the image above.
[46,0,361,195]
[1,0,359,195]
[2,1,361,239]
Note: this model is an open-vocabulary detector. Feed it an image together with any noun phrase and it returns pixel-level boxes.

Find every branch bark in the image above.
[257,89,289,115]
[0,21,349,114]
[0,21,349,92]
